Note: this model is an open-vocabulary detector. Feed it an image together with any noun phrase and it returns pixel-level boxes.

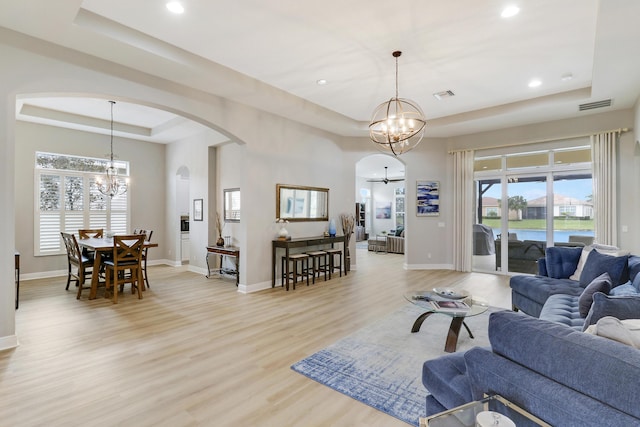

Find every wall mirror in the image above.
[224,188,240,222]
[276,184,329,222]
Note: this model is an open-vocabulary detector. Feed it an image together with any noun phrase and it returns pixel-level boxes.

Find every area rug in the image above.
[291,303,498,426]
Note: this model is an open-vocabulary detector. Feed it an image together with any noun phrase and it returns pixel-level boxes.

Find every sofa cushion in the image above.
[487,311,640,420]
[579,272,612,317]
[579,249,629,287]
[539,294,584,329]
[610,283,640,297]
[511,275,583,306]
[545,246,583,279]
[583,292,640,330]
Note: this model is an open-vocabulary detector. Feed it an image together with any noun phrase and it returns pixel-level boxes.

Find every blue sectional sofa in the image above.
[422,246,640,424]
[510,245,640,330]
[423,310,640,426]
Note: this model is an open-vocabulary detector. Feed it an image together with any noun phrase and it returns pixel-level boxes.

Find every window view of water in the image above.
[491,229,593,242]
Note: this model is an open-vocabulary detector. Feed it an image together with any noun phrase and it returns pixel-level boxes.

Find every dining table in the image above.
[77,236,158,300]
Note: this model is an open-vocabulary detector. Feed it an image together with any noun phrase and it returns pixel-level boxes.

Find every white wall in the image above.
[165,130,220,270]
[217,142,244,249]
[1,84,17,349]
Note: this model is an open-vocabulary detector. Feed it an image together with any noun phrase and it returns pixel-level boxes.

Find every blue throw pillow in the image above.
[545,246,583,279]
[579,249,629,287]
[583,292,640,331]
[610,283,639,297]
[579,272,612,317]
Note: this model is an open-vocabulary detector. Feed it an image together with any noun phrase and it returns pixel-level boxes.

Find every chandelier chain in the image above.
[109,100,115,162]
[395,54,399,100]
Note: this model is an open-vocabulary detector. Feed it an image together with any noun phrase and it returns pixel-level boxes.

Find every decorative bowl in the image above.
[432,288,470,300]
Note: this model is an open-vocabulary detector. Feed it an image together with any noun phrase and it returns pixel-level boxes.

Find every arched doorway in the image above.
[355,154,405,258]
[176,166,190,264]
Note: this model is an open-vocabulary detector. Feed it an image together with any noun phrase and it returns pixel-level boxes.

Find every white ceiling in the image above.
[2,0,640,178]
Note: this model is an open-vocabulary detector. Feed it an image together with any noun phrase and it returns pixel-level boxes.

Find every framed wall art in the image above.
[193,198,204,221]
[375,201,392,219]
[416,181,440,216]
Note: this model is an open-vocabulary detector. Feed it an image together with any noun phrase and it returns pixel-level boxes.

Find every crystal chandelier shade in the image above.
[368,51,426,156]
[96,101,128,198]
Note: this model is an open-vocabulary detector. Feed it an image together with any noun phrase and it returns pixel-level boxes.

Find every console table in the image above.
[206,246,240,286]
[272,235,346,289]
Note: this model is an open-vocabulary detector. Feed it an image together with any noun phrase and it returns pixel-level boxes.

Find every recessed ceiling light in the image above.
[316,79,328,85]
[501,5,520,18]
[166,1,184,14]
[528,79,542,88]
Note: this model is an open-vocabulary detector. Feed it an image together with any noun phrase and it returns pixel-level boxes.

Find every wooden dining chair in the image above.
[78,229,104,239]
[133,228,153,289]
[78,228,104,260]
[103,234,145,303]
[61,232,94,299]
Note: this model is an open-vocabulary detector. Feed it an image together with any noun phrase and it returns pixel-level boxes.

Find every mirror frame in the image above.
[276,184,329,222]
[223,188,240,222]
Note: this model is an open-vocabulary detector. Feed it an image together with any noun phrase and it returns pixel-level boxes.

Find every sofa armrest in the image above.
[488,311,640,420]
[465,346,640,426]
[386,235,404,254]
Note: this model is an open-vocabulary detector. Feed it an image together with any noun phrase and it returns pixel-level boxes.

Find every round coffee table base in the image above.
[411,312,475,353]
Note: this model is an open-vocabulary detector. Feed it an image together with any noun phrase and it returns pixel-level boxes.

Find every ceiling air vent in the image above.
[579,99,612,111]
[433,90,455,100]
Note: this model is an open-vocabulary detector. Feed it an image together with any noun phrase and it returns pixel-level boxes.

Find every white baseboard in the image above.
[239,280,273,294]
[0,334,19,351]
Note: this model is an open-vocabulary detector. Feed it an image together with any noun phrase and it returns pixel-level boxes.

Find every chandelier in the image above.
[96,100,128,198]
[368,51,426,156]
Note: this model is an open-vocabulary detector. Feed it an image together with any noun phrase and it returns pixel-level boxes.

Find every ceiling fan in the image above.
[366,167,405,184]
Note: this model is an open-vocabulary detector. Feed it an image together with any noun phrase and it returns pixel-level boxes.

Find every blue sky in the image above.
[484,179,592,202]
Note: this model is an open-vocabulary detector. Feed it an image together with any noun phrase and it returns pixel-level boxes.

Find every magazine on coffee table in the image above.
[431,299,470,312]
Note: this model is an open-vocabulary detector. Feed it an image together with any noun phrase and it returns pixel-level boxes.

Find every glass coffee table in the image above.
[420,394,551,426]
[404,290,489,352]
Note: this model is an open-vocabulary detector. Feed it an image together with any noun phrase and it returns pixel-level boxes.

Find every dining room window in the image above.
[34,152,129,256]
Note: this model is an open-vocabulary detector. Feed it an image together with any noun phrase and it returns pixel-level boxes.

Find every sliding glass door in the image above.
[473,146,593,274]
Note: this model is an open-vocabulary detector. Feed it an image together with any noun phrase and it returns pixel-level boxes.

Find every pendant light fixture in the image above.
[368,51,426,156]
[96,100,128,198]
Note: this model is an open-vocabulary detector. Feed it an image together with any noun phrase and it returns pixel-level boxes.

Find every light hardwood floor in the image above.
[2,249,511,427]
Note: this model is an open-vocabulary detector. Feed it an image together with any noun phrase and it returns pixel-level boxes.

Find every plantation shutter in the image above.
[35,166,130,256]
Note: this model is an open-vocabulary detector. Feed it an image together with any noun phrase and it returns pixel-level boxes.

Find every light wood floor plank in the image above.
[1,249,510,426]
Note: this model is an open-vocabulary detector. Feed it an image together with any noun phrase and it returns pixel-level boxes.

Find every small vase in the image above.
[216,236,225,247]
[278,224,289,239]
[328,219,337,237]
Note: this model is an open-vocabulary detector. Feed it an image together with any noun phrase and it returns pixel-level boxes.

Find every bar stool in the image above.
[306,250,328,284]
[325,248,343,279]
[281,253,310,290]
